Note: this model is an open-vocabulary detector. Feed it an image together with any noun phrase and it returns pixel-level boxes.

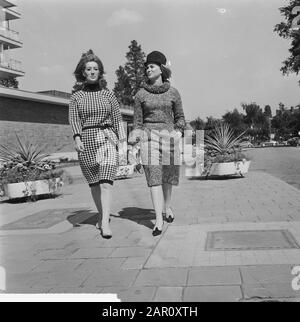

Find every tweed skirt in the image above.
[78,127,119,186]
[139,127,182,187]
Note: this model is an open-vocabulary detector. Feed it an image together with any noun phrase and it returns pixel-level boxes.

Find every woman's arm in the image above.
[69,95,82,140]
[129,91,144,143]
[69,95,84,152]
[172,88,186,133]
[109,91,126,143]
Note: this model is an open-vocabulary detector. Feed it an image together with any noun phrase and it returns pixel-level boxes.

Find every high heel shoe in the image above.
[152,222,163,236]
[163,209,174,223]
[152,227,162,236]
[96,222,112,239]
[100,227,112,239]
[96,218,111,229]
[166,214,174,223]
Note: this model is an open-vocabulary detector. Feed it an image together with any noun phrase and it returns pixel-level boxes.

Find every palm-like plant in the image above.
[0,134,63,185]
[205,123,246,162]
[0,134,49,165]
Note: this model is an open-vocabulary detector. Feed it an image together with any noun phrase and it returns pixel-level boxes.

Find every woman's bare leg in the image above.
[150,185,164,229]
[99,182,112,236]
[162,183,173,217]
[91,185,102,226]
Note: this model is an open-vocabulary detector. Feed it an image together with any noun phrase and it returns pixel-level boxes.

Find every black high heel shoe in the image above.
[163,209,174,223]
[152,227,162,236]
[100,228,112,239]
[96,222,112,239]
[152,222,164,236]
[166,214,174,223]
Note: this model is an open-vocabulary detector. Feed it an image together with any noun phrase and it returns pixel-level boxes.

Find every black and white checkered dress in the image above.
[69,83,125,186]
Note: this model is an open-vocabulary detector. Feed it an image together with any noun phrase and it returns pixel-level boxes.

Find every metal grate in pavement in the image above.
[205,230,300,251]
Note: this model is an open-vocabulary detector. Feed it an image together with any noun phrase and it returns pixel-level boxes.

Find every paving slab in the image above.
[153,287,183,302]
[134,268,188,287]
[100,286,157,302]
[242,283,300,299]
[240,265,294,284]
[83,269,139,288]
[121,256,149,270]
[187,266,241,286]
[183,286,242,302]
[75,258,126,276]
[109,247,152,258]
[68,247,114,259]
[30,259,83,273]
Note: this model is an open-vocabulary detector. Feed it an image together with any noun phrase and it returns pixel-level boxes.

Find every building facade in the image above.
[0,0,24,81]
[0,87,133,154]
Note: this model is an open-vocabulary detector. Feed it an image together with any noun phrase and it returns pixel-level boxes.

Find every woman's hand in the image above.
[74,137,84,153]
[128,129,141,144]
[172,130,182,140]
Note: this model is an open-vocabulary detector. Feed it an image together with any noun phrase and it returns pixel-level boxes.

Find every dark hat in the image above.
[145,51,167,66]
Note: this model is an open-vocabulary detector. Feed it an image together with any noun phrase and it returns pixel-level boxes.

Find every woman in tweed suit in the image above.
[69,50,125,239]
[130,51,186,236]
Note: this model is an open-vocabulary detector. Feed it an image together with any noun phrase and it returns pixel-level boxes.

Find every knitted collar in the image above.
[82,82,101,92]
[142,81,170,94]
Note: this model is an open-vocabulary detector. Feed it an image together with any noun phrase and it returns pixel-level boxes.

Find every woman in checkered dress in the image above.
[69,50,125,239]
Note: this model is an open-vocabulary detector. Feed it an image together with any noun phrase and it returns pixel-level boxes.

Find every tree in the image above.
[222,108,246,134]
[241,102,261,129]
[114,40,146,105]
[264,105,272,118]
[263,105,272,140]
[0,78,18,88]
[190,117,205,131]
[272,105,300,139]
[274,0,300,84]
[113,66,132,106]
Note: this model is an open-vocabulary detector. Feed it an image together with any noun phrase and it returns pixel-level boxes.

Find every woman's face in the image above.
[83,61,100,83]
[146,63,162,81]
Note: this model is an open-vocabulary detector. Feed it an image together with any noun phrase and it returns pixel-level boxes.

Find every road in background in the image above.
[245,147,300,190]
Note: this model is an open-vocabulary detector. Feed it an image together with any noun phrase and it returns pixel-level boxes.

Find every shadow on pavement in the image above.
[67,207,159,231]
[0,193,63,204]
[67,209,98,227]
[115,207,156,230]
[188,175,244,181]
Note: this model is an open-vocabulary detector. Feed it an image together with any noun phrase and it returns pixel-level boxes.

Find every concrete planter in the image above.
[208,160,251,177]
[3,177,63,199]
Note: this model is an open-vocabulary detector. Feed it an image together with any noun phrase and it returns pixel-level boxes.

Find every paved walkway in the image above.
[0,166,300,301]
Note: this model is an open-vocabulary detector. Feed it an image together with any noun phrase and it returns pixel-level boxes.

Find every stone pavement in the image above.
[0,166,300,302]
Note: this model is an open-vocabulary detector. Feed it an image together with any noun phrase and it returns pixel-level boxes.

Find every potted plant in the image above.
[204,123,251,177]
[0,135,64,200]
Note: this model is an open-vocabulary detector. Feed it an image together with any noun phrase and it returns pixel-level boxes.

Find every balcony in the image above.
[0,26,20,42]
[0,26,22,49]
[1,7,20,20]
[0,0,15,9]
[0,57,24,78]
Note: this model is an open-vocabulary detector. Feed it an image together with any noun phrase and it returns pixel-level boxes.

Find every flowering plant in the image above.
[0,135,64,186]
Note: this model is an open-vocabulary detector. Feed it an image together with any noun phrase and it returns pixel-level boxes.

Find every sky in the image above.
[9,0,300,120]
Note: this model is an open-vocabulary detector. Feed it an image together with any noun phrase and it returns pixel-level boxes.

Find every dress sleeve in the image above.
[172,88,186,133]
[68,94,82,140]
[133,91,144,130]
[109,91,126,143]
[131,91,146,143]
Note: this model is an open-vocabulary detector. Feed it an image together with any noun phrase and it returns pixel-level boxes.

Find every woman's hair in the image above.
[160,65,172,82]
[72,49,106,92]
[144,63,172,83]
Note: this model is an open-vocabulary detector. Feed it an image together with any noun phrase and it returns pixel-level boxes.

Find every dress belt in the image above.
[82,124,112,131]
